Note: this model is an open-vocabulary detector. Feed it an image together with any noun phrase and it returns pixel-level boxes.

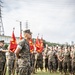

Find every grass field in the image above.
[6,69,60,75]
[6,71,60,75]
[32,71,60,75]
[6,72,60,75]
[32,69,60,75]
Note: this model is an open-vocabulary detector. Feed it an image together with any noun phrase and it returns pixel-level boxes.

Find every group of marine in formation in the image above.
[1,42,75,75]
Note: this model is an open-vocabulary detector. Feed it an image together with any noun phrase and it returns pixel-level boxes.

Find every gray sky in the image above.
[2,0,75,44]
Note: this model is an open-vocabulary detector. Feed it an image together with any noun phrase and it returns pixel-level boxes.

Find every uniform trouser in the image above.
[48,60,56,71]
[58,61,63,72]
[71,61,75,74]
[0,61,5,75]
[55,59,58,71]
[30,56,35,73]
[37,53,43,70]
[8,59,15,75]
[18,65,31,75]
[36,59,43,70]
[45,57,48,69]
[63,60,71,73]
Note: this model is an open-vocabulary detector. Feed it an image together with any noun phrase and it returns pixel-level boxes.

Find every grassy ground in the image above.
[6,69,60,75]
[6,71,60,75]
[32,71,60,75]
[32,69,60,75]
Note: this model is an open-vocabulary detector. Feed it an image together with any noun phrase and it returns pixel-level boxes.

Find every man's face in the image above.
[24,32,32,40]
[27,33,32,39]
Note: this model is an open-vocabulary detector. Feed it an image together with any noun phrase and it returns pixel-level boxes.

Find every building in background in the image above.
[0,35,19,44]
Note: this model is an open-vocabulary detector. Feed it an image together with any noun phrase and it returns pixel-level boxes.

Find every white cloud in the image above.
[2,0,75,44]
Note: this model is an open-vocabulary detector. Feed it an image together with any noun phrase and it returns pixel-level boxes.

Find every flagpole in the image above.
[26,20,28,29]
[13,27,15,31]
[16,20,22,37]
[20,21,22,34]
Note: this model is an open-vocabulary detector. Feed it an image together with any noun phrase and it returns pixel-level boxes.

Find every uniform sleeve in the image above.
[17,39,25,50]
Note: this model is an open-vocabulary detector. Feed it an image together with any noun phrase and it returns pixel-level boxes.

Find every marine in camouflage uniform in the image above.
[54,46,58,72]
[15,29,32,75]
[47,46,56,72]
[63,47,71,75]
[43,44,49,72]
[57,47,64,74]
[0,40,7,75]
[71,47,75,75]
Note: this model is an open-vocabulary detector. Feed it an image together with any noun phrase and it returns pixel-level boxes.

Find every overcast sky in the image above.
[1,0,75,44]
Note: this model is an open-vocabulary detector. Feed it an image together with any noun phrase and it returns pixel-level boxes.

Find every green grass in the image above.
[6,69,60,75]
[32,69,60,75]
[32,71,60,75]
[6,71,60,75]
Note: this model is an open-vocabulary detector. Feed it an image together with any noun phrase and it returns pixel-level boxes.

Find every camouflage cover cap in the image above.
[23,29,32,34]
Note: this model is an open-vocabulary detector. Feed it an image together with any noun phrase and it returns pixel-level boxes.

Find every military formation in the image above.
[42,44,75,75]
[0,29,75,75]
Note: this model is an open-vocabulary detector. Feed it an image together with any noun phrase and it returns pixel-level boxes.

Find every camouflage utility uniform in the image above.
[17,39,31,75]
[63,50,71,74]
[47,49,56,72]
[57,49,64,73]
